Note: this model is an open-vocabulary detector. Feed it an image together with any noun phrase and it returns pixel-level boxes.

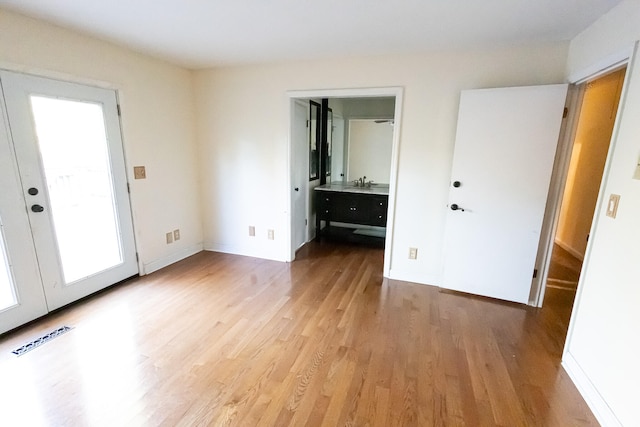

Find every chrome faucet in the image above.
[353,176,369,187]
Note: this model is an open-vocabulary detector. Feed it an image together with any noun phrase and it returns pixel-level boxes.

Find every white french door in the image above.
[0,71,137,333]
[0,99,49,332]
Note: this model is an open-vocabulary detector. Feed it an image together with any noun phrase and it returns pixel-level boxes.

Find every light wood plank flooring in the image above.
[0,242,597,426]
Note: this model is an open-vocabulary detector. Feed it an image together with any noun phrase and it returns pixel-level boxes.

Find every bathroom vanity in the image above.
[314,182,389,241]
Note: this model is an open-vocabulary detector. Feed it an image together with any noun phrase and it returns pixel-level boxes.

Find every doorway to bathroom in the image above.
[287,87,403,277]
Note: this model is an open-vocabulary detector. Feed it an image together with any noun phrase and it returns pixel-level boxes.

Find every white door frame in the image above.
[530,45,635,306]
[286,87,404,277]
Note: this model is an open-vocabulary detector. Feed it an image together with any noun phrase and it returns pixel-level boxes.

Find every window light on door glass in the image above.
[30,96,123,284]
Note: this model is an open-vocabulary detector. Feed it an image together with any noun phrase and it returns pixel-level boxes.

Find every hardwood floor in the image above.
[546,243,583,290]
[0,242,597,426]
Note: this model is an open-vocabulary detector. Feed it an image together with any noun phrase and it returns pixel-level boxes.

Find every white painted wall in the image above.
[0,9,202,274]
[562,2,640,425]
[194,44,568,276]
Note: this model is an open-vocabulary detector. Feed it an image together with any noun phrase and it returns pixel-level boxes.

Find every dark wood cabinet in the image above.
[315,190,388,238]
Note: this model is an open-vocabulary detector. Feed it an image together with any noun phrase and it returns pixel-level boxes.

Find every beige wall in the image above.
[194,45,569,279]
[0,9,203,273]
[563,1,640,425]
[567,1,640,79]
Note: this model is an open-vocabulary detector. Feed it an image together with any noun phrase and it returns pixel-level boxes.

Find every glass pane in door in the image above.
[0,221,18,311]
[30,96,123,284]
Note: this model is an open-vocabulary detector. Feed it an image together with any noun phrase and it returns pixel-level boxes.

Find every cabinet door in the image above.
[331,193,365,223]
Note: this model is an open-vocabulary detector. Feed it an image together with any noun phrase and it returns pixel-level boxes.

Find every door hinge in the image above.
[563,107,568,118]
[305,219,308,226]
[533,268,538,279]
[136,252,139,262]
[117,104,122,116]
[306,119,309,128]
[127,182,130,193]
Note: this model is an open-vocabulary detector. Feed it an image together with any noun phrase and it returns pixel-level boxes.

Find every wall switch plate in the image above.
[606,194,620,218]
[249,226,255,237]
[133,166,146,179]
[409,247,418,260]
[268,229,274,240]
[166,232,173,244]
[173,229,180,241]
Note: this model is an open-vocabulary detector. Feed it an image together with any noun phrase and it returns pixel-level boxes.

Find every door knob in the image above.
[31,204,44,213]
[450,204,465,212]
[28,187,39,195]
[294,187,299,191]
[453,181,461,188]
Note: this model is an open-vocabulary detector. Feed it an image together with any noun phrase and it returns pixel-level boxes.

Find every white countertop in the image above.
[314,182,390,195]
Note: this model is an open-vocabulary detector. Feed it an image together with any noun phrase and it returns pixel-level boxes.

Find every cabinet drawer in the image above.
[318,194,333,218]
[370,196,388,226]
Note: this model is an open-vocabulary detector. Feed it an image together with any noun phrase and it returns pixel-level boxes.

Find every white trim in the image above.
[142,243,204,274]
[203,241,287,263]
[285,87,404,278]
[530,84,583,306]
[568,45,635,84]
[287,87,402,100]
[562,41,639,427]
[0,63,118,91]
[562,353,622,427]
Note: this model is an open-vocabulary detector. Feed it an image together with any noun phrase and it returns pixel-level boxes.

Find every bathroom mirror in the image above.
[346,119,393,184]
[327,97,395,185]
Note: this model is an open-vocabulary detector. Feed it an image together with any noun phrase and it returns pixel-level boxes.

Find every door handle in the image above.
[294,187,299,191]
[31,204,44,213]
[450,204,465,212]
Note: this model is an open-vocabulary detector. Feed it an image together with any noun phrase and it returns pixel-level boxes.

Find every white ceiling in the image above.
[0,0,622,69]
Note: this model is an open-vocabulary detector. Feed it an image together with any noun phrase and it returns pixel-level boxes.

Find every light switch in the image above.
[606,194,620,218]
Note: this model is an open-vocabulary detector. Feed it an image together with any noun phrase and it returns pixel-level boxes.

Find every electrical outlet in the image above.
[133,166,146,179]
[173,229,180,241]
[249,226,255,237]
[268,229,274,240]
[409,247,418,260]
[166,232,173,244]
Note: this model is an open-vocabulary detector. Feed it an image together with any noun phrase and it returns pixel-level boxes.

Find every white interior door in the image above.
[0,70,138,313]
[442,84,568,304]
[292,100,308,252]
[0,97,48,334]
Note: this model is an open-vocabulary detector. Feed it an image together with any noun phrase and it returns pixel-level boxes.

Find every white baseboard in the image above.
[562,351,622,426]
[554,238,585,261]
[203,241,288,262]
[387,268,437,287]
[142,243,204,275]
